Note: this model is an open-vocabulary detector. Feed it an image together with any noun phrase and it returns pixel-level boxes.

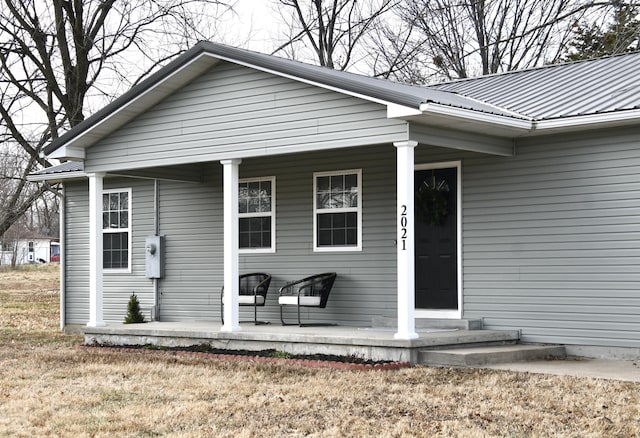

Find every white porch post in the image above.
[87,172,106,327]
[221,159,242,332]
[394,141,419,340]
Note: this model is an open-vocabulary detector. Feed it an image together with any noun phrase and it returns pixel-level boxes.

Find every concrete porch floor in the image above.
[83,321,521,364]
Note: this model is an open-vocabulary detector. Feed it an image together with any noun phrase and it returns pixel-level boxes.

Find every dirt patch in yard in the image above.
[1,266,639,437]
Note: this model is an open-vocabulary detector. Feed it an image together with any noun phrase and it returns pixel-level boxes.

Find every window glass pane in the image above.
[239,198,248,214]
[346,228,357,245]
[239,217,250,232]
[239,217,271,249]
[330,175,343,192]
[345,173,357,191]
[102,213,109,229]
[317,212,357,247]
[250,231,262,248]
[248,181,260,198]
[110,193,119,211]
[346,212,357,227]
[318,229,332,246]
[108,212,117,229]
[103,194,109,211]
[103,232,128,269]
[120,250,128,269]
[247,196,259,213]
[318,213,331,229]
[120,212,128,228]
[259,196,271,213]
[120,192,128,211]
[332,229,346,245]
[262,180,271,196]
[317,176,329,192]
[317,193,329,209]
[332,212,346,228]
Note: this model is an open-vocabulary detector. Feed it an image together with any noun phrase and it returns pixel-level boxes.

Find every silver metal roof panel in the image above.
[429,52,640,120]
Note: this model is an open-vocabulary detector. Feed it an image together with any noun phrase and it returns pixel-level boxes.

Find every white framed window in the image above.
[313,169,362,252]
[102,188,131,272]
[239,177,275,253]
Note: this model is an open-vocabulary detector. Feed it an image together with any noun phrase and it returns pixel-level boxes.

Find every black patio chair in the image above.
[278,272,337,326]
[221,273,271,325]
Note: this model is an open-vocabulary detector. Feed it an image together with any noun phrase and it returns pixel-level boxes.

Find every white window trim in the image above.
[102,188,132,273]
[313,169,362,252]
[238,176,276,254]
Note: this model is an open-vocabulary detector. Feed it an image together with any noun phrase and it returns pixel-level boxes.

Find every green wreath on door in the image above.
[415,171,450,226]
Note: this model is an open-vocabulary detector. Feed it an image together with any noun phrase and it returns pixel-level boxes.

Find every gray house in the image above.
[33,42,640,360]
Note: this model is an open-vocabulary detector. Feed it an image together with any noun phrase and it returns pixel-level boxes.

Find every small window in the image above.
[102,189,131,270]
[28,241,34,252]
[239,177,275,253]
[314,169,362,251]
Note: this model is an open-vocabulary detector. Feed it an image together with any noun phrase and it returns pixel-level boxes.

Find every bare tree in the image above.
[372,0,606,82]
[0,0,233,239]
[272,0,397,70]
[563,0,640,60]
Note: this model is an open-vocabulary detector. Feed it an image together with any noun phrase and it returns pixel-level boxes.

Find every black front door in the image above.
[414,166,458,309]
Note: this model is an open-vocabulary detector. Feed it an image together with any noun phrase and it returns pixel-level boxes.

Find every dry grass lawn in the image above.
[1,265,639,437]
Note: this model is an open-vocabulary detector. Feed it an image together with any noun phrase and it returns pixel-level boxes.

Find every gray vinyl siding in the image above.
[155,145,398,325]
[154,172,222,321]
[461,126,640,348]
[63,178,156,324]
[84,62,407,173]
[63,181,90,324]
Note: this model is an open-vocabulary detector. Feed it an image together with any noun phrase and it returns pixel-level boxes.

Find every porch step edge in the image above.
[372,316,483,330]
[419,344,566,367]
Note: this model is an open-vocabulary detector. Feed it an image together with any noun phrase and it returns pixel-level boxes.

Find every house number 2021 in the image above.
[400,205,408,250]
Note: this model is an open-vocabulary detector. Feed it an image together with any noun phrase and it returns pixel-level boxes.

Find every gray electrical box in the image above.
[145,235,165,279]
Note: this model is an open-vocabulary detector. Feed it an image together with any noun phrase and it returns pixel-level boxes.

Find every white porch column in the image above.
[221,159,242,332]
[394,141,419,340]
[87,172,106,327]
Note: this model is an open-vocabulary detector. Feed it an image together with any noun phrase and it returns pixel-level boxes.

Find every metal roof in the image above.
[428,52,640,120]
[32,161,84,175]
[27,161,85,181]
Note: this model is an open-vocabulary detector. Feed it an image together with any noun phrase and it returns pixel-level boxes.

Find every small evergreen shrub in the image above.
[124,292,145,324]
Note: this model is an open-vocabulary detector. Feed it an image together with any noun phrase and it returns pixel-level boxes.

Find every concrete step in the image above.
[419,344,566,367]
[372,316,484,330]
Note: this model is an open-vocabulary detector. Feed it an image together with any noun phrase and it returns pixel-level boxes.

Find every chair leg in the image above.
[280,305,296,326]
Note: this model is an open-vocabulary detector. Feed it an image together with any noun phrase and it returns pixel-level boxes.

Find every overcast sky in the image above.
[225,0,284,53]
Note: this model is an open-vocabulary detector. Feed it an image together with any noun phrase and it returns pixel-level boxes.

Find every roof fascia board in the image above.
[409,123,515,157]
[420,102,533,131]
[534,109,640,132]
[47,145,86,161]
[27,171,87,183]
[387,103,423,118]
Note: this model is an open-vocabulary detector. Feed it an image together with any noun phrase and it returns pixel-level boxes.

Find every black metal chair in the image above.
[221,273,271,325]
[278,272,337,326]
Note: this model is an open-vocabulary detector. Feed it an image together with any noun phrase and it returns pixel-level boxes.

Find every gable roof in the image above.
[41,41,526,159]
[42,42,640,160]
